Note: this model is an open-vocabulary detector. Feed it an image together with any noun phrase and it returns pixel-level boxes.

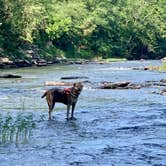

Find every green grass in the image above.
[159,63,166,71]
[91,57,126,62]
[147,63,166,71]
[105,58,127,62]
[0,113,36,144]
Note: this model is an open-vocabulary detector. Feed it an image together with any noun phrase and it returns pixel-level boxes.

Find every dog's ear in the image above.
[73,82,83,88]
[79,82,83,86]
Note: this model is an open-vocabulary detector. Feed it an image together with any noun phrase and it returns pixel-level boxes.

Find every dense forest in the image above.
[0,0,166,62]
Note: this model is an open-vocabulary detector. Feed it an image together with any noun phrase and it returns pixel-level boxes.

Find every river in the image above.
[0,60,166,166]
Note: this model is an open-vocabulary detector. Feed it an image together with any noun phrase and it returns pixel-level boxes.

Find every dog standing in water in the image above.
[42,82,83,120]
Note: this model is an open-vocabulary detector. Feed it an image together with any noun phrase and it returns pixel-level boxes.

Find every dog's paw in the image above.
[66,118,70,121]
[70,117,77,121]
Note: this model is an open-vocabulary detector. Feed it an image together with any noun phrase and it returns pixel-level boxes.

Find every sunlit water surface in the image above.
[0,60,166,166]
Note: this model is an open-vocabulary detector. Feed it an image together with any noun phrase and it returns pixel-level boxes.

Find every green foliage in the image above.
[0,0,166,60]
[39,46,65,61]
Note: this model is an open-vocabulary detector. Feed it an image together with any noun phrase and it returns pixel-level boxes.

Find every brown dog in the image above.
[42,82,83,120]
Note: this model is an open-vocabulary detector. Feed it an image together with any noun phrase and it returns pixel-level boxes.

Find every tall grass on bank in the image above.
[0,113,36,144]
[159,63,166,71]
[147,62,166,71]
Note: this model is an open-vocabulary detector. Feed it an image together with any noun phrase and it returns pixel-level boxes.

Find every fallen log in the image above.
[61,76,89,80]
[45,81,73,86]
[0,74,22,78]
[100,81,130,89]
[98,79,166,90]
[126,84,142,89]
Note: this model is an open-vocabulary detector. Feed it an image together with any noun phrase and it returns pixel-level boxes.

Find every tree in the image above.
[0,0,166,61]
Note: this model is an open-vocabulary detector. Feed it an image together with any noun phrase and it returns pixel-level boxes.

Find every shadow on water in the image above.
[0,61,166,165]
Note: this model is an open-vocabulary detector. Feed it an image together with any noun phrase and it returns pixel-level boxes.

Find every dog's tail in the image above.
[41,92,47,98]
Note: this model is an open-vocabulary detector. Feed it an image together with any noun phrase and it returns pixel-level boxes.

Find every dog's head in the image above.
[71,82,83,97]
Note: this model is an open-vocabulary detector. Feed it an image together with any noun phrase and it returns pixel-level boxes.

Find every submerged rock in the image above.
[14,60,32,67]
[160,79,166,83]
[160,89,166,95]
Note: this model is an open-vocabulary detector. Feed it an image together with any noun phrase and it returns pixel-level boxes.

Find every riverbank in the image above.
[0,57,126,69]
[1,54,165,72]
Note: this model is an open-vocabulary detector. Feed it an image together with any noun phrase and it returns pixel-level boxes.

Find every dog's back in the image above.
[42,88,68,105]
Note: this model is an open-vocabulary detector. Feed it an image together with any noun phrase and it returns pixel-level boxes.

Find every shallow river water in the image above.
[0,60,166,166]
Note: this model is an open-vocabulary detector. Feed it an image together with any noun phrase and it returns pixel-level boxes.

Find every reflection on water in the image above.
[0,60,166,166]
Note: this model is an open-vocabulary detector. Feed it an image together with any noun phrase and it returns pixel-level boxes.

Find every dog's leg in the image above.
[46,94,55,120]
[49,101,56,120]
[71,103,77,120]
[66,104,71,120]
[48,107,52,120]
